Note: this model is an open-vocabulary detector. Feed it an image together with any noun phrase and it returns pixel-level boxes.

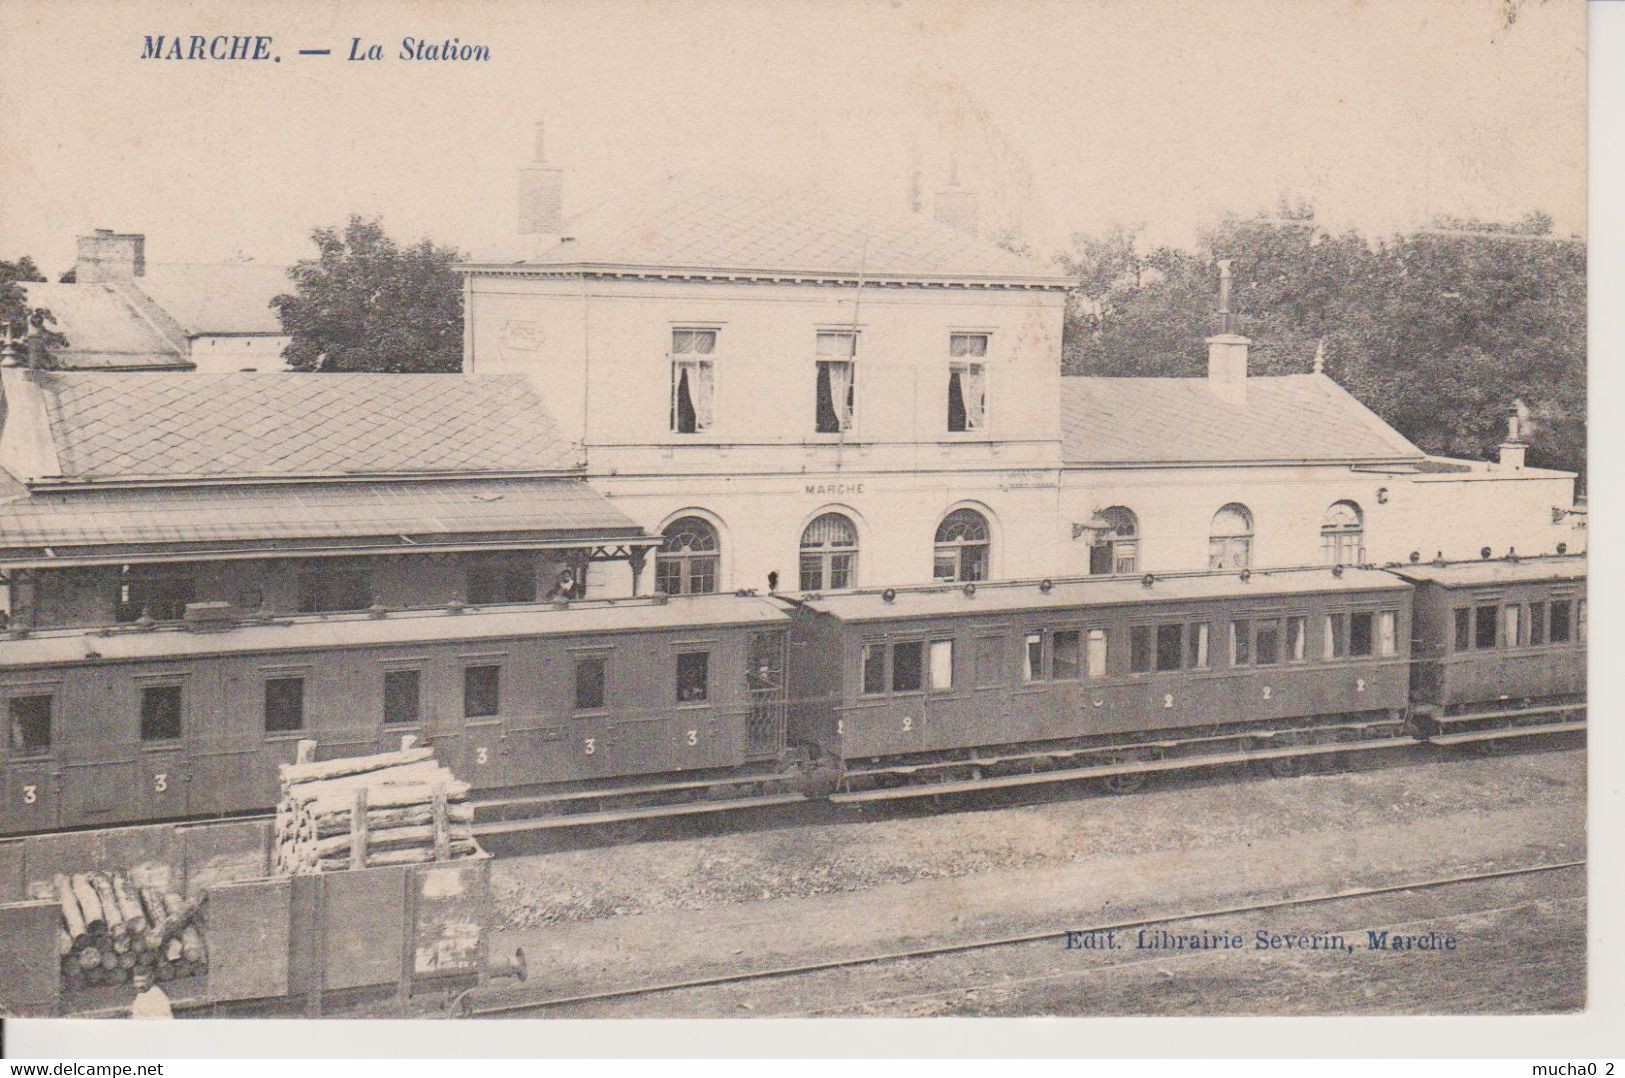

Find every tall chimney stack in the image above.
[75,230,145,284]
[1498,409,1527,471]
[1206,258,1249,403]
[518,121,565,257]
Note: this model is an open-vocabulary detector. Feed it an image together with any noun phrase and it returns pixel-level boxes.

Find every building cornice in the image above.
[454,261,1075,292]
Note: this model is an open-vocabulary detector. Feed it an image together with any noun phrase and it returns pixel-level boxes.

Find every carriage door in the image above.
[454,657,509,791]
[746,631,788,760]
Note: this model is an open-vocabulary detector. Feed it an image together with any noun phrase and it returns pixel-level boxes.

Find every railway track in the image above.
[451,859,1586,1017]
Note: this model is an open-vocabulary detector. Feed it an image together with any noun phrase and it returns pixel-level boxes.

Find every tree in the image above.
[1058,207,1586,483]
[273,216,464,373]
[1,256,69,358]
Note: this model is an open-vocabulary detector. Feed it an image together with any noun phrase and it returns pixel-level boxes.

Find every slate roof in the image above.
[16,282,190,370]
[0,478,641,561]
[1060,374,1423,465]
[463,176,1071,285]
[131,263,290,336]
[22,371,578,482]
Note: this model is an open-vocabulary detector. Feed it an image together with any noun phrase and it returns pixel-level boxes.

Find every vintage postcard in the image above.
[0,0,1593,1049]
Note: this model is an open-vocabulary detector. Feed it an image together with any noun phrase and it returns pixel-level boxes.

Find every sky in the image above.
[0,0,1587,276]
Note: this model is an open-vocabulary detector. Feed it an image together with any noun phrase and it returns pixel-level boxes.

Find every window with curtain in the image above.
[947,333,988,433]
[670,329,717,434]
[933,508,991,582]
[1089,506,1139,575]
[799,512,859,591]
[1208,504,1254,570]
[655,516,720,595]
[1320,501,1364,565]
[815,331,856,433]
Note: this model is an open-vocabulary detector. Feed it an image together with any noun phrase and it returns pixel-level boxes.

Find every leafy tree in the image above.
[273,216,464,373]
[1,256,69,359]
[1059,208,1585,483]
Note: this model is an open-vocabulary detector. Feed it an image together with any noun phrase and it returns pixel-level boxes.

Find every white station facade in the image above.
[458,143,1584,599]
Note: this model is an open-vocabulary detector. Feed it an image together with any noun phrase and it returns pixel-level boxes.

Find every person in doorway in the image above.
[129,969,173,1020]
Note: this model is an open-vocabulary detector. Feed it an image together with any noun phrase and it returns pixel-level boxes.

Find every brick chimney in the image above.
[518,122,564,257]
[1206,258,1249,403]
[932,153,980,236]
[76,229,145,283]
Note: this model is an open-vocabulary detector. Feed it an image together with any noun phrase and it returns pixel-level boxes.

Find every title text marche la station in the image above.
[139,35,491,62]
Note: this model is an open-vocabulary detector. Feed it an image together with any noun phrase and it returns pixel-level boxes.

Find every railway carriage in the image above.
[784,567,1416,802]
[1388,555,1586,746]
[0,594,797,837]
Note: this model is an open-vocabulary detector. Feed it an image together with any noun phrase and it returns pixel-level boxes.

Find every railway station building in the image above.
[457,145,1584,597]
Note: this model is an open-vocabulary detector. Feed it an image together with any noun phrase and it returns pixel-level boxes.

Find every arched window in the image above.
[799,512,859,592]
[1089,506,1139,575]
[1208,504,1254,570]
[655,516,719,595]
[1321,501,1364,566]
[934,508,991,583]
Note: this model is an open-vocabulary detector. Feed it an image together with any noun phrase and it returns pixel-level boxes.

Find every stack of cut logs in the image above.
[274,737,480,875]
[53,872,207,989]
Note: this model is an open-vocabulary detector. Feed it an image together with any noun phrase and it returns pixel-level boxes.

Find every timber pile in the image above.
[52,872,207,989]
[273,736,482,875]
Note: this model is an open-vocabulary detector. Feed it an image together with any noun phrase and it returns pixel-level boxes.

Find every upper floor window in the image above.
[1089,506,1139,575]
[115,570,196,623]
[1208,503,1254,570]
[298,566,373,613]
[814,331,856,433]
[799,512,859,591]
[947,333,987,433]
[1321,501,1364,566]
[655,516,720,595]
[933,508,990,583]
[670,329,717,434]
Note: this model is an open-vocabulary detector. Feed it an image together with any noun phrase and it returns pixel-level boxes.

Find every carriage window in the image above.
[1503,605,1522,648]
[1255,619,1281,665]
[1286,616,1307,661]
[382,670,420,725]
[574,656,607,710]
[140,685,183,741]
[1086,629,1108,678]
[1188,623,1211,669]
[264,678,305,733]
[1349,612,1374,657]
[1230,621,1251,665]
[1529,602,1547,645]
[1474,605,1498,649]
[892,642,924,692]
[9,695,51,755]
[1156,624,1183,671]
[1024,633,1044,682]
[1325,615,1347,659]
[1377,611,1398,656]
[861,644,887,695]
[1130,626,1153,673]
[974,637,1003,687]
[929,640,954,691]
[1453,608,1471,651]
[464,665,501,718]
[1549,600,1572,643]
[676,652,710,703]
[1053,630,1081,680]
